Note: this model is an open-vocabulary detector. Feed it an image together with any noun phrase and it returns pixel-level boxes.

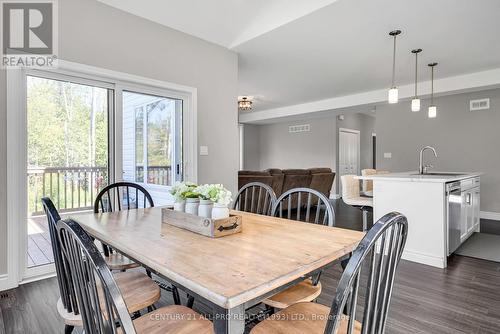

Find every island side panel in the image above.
[373,180,447,268]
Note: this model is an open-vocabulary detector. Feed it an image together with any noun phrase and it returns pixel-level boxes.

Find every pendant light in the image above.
[411,49,422,112]
[428,63,438,118]
[388,30,402,104]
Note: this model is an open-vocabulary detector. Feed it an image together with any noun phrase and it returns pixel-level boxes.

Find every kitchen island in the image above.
[357,172,481,268]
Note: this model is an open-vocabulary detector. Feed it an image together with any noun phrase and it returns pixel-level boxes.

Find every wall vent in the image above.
[289,124,310,133]
[470,98,490,111]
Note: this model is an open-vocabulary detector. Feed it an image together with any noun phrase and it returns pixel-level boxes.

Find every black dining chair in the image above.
[260,188,335,313]
[56,218,213,334]
[271,187,335,227]
[251,212,409,334]
[94,182,154,271]
[94,181,181,305]
[233,182,277,216]
[41,197,161,334]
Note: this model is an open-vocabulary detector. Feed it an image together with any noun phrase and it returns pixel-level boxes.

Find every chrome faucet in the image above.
[419,146,438,174]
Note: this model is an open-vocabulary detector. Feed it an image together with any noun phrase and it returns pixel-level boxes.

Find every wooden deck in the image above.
[27,215,54,267]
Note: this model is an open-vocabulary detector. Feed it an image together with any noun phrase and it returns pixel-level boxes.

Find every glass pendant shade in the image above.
[411,98,421,112]
[388,87,398,104]
[428,105,437,118]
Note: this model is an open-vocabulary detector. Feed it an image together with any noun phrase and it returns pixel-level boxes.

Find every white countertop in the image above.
[356,171,482,183]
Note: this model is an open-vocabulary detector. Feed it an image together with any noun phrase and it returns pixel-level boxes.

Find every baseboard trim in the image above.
[401,249,446,269]
[0,274,17,292]
[20,271,56,285]
[480,211,500,221]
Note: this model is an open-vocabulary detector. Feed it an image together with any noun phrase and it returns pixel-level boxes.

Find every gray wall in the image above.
[242,116,338,194]
[254,116,337,172]
[335,113,376,191]
[375,88,500,213]
[242,113,376,196]
[336,113,376,170]
[242,124,261,171]
[0,0,238,275]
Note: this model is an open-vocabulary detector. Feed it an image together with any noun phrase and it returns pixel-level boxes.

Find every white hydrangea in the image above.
[193,183,232,206]
[170,181,197,201]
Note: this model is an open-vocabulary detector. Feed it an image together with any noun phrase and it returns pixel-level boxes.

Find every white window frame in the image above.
[123,91,183,190]
[4,60,197,289]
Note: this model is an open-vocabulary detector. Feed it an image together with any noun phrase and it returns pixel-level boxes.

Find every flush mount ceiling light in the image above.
[428,62,438,118]
[411,48,422,112]
[238,96,252,111]
[388,30,402,104]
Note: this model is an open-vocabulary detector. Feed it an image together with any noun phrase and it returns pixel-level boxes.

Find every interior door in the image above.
[339,129,360,194]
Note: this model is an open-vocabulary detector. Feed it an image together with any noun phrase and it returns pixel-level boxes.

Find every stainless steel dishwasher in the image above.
[447,178,481,255]
[447,181,463,255]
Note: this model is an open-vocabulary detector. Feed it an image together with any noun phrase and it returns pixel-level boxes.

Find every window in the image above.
[122,91,183,204]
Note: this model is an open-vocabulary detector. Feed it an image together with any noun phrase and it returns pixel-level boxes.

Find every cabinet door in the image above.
[460,192,468,240]
[473,188,480,228]
[466,191,474,233]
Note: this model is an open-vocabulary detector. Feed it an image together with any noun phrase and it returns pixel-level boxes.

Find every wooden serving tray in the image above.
[161,208,243,238]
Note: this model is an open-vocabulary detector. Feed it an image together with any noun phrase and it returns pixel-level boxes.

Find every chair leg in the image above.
[265,304,275,316]
[186,294,195,308]
[64,325,74,334]
[362,209,368,231]
[172,285,181,305]
[341,252,352,271]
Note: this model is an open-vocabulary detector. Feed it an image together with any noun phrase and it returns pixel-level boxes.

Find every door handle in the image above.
[466,193,471,205]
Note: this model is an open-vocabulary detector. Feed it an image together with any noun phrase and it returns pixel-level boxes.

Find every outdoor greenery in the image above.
[27,76,109,168]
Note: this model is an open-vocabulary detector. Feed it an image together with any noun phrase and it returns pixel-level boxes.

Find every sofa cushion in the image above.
[265,168,283,175]
[308,167,332,174]
[282,169,311,176]
[238,170,271,176]
[309,172,335,198]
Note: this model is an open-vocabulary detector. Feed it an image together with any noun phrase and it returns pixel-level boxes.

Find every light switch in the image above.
[384,152,392,159]
[200,146,209,156]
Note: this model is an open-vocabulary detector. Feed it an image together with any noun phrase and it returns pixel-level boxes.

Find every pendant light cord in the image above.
[392,35,397,87]
[431,66,434,105]
[414,52,418,97]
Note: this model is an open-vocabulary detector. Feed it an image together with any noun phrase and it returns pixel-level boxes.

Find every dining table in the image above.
[70,206,364,334]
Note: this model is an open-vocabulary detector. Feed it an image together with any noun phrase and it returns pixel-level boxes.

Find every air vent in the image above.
[289,124,310,133]
[470,98,490,111]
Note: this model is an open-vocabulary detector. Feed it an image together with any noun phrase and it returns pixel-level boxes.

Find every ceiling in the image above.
[235,0,500,111]
[98,0,500,113]
[97,0,339,48]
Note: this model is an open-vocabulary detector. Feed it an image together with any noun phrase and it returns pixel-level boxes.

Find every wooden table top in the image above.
[70,207,364,308]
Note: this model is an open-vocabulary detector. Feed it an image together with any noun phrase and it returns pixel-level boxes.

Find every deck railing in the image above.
[135,165,172,186]
[28,166,108,215]
[28,165,172,215]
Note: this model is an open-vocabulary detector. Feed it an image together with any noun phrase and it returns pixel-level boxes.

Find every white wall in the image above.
[0,0,238,275]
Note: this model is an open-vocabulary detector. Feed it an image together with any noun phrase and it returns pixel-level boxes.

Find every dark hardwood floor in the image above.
[1,201,499,333]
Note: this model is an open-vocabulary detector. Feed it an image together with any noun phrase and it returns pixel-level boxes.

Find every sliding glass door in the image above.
[122,91,183,206]
[26,74,112,270]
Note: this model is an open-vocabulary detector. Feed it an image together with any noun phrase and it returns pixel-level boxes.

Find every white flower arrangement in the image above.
[194,184,232,206]
[169,181,197,202]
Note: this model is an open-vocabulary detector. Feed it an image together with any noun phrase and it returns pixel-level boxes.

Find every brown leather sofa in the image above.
[237,168,335,200]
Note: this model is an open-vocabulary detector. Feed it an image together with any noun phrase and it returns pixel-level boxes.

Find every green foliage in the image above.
[27,76,109,168]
